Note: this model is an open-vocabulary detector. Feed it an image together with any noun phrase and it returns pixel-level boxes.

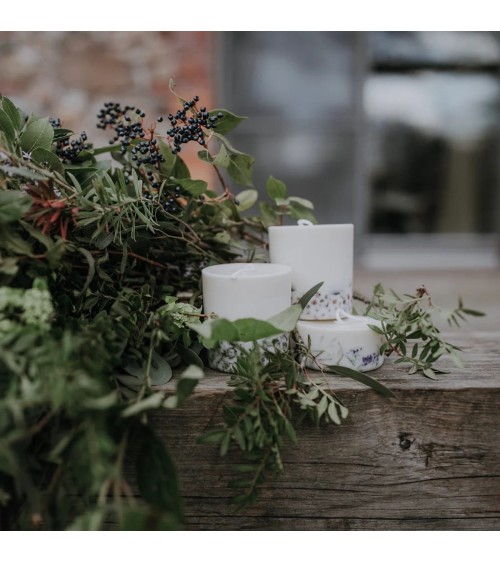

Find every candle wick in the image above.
[231,264,256,279]
[297,219,314,227]
[336,309,361,322]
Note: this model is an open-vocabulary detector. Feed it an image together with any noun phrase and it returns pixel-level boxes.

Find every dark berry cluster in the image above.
[143,184,183,214]
[166,96,223,154]
[49,117,62,128]
[96,102,166,169]
[55,131,89,163]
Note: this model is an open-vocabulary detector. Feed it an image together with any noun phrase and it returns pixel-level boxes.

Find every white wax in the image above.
[296,315,385,372]
[268,224,353,320]
[202,263,292,321]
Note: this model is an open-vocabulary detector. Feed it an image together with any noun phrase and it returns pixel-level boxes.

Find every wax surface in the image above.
[268,224,353,320]
[296,315,385,372]
[202,263,292,321]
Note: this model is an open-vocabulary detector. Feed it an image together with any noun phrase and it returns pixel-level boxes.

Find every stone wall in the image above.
[0,31,217,178]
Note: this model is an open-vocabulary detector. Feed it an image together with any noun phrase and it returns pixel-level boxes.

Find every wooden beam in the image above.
[144,331,500,530]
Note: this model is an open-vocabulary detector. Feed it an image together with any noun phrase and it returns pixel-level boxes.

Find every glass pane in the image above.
[370,31,500,66]
[365,72,500,233]
[225,32,358,223]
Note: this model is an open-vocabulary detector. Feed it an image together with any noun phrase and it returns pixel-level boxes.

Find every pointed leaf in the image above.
[326,364,396,397]
[235,189,258,212]
[327,401,341,425]
[20,117,54,153]
[0,191,32,223]
[1,97,23,130]
[0,108,16,143]
[266,176,287,200]
[210,108,247,135]
[135,425,184,522]
[227,153,255,187]
[174,177,207,196]
[31,147,64,175]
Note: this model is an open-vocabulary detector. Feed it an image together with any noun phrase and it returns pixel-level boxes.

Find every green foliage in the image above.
[359,284,484,378]
[0,89,320,530]
[0,90,480,528]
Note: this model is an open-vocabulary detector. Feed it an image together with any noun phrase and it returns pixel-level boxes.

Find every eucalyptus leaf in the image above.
[123,351,173,386]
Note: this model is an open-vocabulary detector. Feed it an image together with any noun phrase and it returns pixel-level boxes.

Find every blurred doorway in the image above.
[221,31,500,268]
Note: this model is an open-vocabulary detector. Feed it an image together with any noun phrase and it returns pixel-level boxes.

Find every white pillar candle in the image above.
[202,263,292,320]
[202,263,292,372]
[268,223,353,320]
[296,314,385,373]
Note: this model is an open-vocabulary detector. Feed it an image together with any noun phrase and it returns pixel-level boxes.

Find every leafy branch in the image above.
[359,283,485,378]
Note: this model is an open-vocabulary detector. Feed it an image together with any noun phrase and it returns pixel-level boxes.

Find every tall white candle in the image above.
[268,223,353,320]
[202,263,292,373]
[296,314,385,373]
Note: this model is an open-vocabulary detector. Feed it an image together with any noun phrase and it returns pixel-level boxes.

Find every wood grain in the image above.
[143,332,500,530]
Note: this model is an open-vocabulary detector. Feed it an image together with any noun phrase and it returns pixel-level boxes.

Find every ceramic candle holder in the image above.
[202,263,292,373]
[296,314,385,373]
[268,223,353,320]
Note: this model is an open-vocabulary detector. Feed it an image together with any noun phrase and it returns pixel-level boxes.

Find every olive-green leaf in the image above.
[327,401,341,425]
[266,176,287,200]
[0,191,32,223]
[210,109,247,135]
[31,147,64,175]
[122,351,173,386]
[135,424,184,522]
[227,153,255,187]
[259,201,279,227]
[326,364,396,397]
[122,393,165,417]
[1,96,23,130]
[289,201,317,223]
[0,108,16,143]
[288,196,314,210]
[174,177,207,197]
[236,189,258,212]
[0,164,47,181]
[20,118,54,153]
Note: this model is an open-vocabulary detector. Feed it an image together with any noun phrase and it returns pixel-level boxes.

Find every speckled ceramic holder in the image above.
[296,315,385,373]
[208,333,289,373]
[268,224,353,320]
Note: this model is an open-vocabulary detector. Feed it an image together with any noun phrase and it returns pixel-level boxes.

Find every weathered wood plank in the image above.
[146,332,500,530]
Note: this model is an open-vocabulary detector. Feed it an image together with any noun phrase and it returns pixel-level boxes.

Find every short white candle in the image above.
[296,314,385,373]
[268,223,353,320]
[202,263,292,373]
[202,263,292,320]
